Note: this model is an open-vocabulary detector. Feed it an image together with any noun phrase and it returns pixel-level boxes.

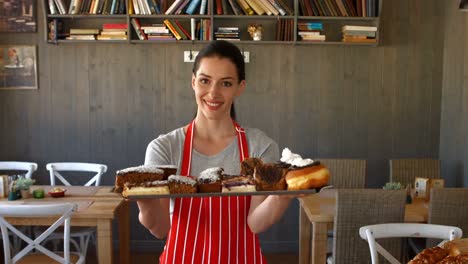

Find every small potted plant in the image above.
[14,176,35,198]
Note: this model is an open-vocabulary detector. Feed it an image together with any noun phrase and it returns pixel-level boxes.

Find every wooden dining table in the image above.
[1,185,129,264]
[298,189,429,264]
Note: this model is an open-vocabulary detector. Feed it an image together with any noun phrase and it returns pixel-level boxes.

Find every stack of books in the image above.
[97,23,128,40]
[66,28,99,40]
[214,27,240,41]
[342,25,377,43]
[297,21,325,42]
[142,24,175,41]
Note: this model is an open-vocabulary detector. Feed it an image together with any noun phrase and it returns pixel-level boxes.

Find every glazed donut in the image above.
[285,164,330,190]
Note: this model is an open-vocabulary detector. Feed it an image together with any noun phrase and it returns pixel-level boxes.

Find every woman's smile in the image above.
[204,99,223,110]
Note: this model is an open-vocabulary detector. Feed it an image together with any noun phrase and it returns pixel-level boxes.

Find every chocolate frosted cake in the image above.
[254,163,287,191]
[114,165,167,193]
[168,175,198,194]
[241,157,263,176]
[197,167,223,193]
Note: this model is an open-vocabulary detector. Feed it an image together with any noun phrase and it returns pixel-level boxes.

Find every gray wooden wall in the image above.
[440,0,468,188]
[0,0,451,253]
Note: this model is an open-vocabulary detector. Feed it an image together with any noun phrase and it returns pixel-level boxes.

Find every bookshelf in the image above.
[42,0,381,45]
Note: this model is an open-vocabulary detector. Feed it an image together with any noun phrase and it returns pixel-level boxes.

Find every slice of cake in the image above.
[222,175,256,193]
[241,157,263,176]
[122,180,170,198]
[114,165,176,193]
[197,167,223,193]
[168,175,197,194]
[254,163,287,191]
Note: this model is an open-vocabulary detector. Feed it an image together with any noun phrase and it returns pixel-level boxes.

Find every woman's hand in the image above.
[137,198,171,239]
[247,194,299,234]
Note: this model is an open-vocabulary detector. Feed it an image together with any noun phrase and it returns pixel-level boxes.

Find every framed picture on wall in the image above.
[0,0,36,32]
[0,45,38,90]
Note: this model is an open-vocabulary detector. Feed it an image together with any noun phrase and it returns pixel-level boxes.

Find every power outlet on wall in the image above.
[183,50,250,63]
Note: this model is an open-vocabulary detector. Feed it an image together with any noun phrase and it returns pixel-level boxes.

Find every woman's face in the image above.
[192,56,245,121]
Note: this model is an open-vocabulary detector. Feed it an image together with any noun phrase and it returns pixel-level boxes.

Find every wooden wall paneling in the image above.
[48,45,78,162]
[461,12,468,187]
[87,44,129,184]
[425,0,445,157]
[237,44,284,145]
[164,44,195,131]
[124,45,158,168]
[316,46,345,157]
[341,46,372,158]
[440,0,466,186]
[281,46,322,158]
[149,44,170,154]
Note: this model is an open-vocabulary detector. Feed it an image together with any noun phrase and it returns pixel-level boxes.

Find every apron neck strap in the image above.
[181,120,249,176]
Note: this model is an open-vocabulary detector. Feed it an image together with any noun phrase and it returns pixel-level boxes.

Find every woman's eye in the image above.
[199,78,209,84]
[222,81,233,87]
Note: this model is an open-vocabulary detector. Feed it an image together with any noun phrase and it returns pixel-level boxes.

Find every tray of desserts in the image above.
[114,148,331,199]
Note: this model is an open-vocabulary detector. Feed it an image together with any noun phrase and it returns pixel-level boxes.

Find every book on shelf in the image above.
[244,0,265,15]
[66,34,96,40]
[222,0,233,14]
[259,0,278,15]
[163,19,183,40]
[175,0,191,14]
[302,0,312,16]
[131,18,148,40]
[174,20,192,40]
[342,25,377,31]
[276,0,293,15]
[70,28,100,34]
[103,23,128,30]
[165,0,184,14]
[267,0,286,15]
[48,0,58,14]
[54,0,68,14]
[185,0,201,14]
[215,0,223,14]
[236,0,254,15]
[227,0,243,15]
[334,0,347,16]
[199,0,208,14]
[128,0,134,13]
[131,0,140,13]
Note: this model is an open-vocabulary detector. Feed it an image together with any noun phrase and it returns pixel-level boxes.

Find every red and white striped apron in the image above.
[159,120,266,264]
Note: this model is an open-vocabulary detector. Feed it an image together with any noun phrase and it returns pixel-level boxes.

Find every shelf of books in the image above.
[43,0,381,45]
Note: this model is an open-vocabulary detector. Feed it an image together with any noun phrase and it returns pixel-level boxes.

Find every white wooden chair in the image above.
[0,203,85,264]
[0,161,38,253]
[47,162,107,187]
[0,161,38,179]
[42,162,107,260]
[359,223,463,264]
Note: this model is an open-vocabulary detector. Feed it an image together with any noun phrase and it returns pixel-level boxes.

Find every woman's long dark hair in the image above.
[192,40,245,121]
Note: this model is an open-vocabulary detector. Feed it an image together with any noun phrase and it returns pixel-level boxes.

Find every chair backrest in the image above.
[359,223,463,264]
[0,203,77,264]
[46,162,107,186]
[333,189,406,264]
[389,159,440,187]
[318,159,366,188]
[0,161,38,179]
[428,188,468,247]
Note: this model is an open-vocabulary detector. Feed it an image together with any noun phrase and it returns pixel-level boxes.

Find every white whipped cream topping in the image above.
[198,167,223,182]
[280,148,314,167]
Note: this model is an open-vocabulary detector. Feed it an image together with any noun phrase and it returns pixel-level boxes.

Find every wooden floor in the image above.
[87,252,299,264]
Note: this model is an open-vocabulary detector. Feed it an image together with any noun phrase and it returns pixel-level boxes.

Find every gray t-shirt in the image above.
[144,127,279,176]
[144,126,279,219]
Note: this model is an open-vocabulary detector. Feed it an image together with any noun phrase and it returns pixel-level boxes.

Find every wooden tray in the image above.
[126,188,320,199]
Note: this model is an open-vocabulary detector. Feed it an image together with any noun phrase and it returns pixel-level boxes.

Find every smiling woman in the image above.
[136,40,299,264]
